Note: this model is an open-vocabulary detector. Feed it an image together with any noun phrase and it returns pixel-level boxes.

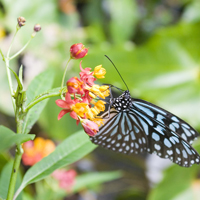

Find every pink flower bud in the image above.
[70,43,88,59]
[81,119,99,136]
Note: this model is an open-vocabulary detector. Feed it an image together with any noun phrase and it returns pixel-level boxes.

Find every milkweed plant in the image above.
[0,17,121,200]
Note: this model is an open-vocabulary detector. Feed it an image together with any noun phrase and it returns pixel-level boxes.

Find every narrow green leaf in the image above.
[8,67,23,91]
[0,161,22,200]
[19,65,23,85]
[73,171,122,192]
[15,131,96,197]
[22,69,55,134]
[0,126,35,152]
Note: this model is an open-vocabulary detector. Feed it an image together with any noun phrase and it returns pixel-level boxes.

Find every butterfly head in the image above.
[112,90,132,112]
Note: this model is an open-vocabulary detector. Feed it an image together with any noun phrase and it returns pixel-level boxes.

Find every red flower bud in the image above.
[70,43,88,59]
[81,119,99,136]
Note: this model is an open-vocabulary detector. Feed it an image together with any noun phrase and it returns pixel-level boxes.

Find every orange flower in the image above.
[22,137,55,166]
[67,77,84,95]
[94,65,106,79]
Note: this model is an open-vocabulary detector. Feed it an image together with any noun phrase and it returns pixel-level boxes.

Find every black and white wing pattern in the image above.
[133,99,199,144]
[90,90,200,167]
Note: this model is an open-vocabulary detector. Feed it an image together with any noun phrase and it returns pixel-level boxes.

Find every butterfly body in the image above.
[90,89,200,167]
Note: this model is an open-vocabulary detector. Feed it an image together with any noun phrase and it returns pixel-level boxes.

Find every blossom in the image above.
[67,77,84,95]
[81,119,99,136]
[56,51,109,136]
[70,43,88,59]
[56,92,79,120]
[22,137,55,166]
[94,65,106,79]
[89,85,110,99]
[79,61,96,86]
[52,169,77,192]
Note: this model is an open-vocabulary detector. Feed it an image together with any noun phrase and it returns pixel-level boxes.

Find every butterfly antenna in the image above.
[105,55,129,91]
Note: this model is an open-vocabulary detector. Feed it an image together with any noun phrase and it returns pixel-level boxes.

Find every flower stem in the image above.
[5,58,16,112]
[61,58,71,90]
[7,111,24,200]
[7,25,20,58]
[24,90,61,112]
[9,36,33,60]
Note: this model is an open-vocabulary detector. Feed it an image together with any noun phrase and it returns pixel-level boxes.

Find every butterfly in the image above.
[90,86,200,167]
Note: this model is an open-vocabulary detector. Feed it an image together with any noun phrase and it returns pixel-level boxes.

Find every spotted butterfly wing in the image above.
[90,90,200,167]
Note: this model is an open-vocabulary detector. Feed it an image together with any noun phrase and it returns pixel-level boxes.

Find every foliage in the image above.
[0,0,200,199]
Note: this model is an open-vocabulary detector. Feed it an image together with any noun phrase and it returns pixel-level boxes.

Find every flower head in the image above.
[79,61,96,86]
[17,16,26,27]
[56,51,109,136]
[67,77,84,95]
[34,24,41,32]
[22,137,55,166]
[81,119,99,136]
[94,65,106,79]
[70,43,88,59]
[52,169,77,192]
[56,92,79,120]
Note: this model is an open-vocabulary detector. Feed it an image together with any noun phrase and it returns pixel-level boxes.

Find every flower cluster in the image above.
[56,62,109,136]
[52,169,77,192]
[22,137,55,166]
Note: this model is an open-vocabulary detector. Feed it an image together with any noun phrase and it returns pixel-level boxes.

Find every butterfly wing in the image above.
[133,98,199,144]
[130,102,200,167]
[90,99,200,167]
[90,108,149,154]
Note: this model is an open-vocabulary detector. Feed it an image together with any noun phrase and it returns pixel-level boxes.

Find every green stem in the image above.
[9,36,33,60]
[7,25,20,58]
[5,58,16,112]
[61,58,71,90]
[24,91,61,112]
[7,111,24,200]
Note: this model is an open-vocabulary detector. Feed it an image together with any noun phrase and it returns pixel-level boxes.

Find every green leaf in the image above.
[15,130,96,198]
[22,69,55,134]
[0,161,22,200]
[73,171,122,192]
[147,163,199,200]
[0,126,35,152]
[8,67,23,91]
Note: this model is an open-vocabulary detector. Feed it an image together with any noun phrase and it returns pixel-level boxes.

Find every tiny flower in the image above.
[34,24,41,32]
[17,16,26,27]
[70,43,88,59]
[67,77,84,95]
[56,92,79,120]
[22,137,55,166]
[94,100,106,112]
[52,169,77,192]
[79,61,96,86]
[81,119,99,136]
[89,85,110,99]
[72,102,88,118]
[94,65,106,79]
[92,118,104,127]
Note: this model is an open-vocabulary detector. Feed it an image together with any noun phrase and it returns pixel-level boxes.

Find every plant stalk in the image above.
[7,111,24,200]
[61,58,71,90]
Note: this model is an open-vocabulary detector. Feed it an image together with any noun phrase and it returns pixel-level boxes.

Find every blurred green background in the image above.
[0,0,200,199]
